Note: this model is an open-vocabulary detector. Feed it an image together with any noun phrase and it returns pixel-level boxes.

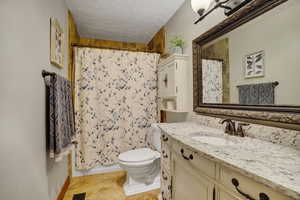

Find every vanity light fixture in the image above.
[191,0,212,16]
[192,0,253,24]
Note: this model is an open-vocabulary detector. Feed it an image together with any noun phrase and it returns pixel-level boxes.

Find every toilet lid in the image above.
[118,148,156,163]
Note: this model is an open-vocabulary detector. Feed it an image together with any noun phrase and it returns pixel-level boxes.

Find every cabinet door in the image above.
[172,153,215,200]
[158,67,167,97]
[158,63,176,97]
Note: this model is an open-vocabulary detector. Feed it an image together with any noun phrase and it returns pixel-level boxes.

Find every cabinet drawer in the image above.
[220,166,293,200]
[172,142,216,179]
[161,140,171,172]
[161,167,172,200]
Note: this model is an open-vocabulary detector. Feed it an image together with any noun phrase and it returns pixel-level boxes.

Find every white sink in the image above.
[191,136,235,146]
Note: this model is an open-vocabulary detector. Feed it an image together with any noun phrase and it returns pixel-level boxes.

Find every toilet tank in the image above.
[150,123,161,151]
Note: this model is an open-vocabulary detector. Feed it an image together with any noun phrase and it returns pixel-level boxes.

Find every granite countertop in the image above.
[158,122,300,200]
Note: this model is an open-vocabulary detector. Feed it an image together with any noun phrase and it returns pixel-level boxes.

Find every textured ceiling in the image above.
[65,0,185,43]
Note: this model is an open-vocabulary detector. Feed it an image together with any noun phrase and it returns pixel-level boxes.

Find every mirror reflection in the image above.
[201,1,300,106]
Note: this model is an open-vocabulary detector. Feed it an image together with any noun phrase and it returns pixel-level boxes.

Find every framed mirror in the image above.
[193,0,300,130]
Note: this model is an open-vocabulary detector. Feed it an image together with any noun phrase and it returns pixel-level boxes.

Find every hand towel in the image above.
[45,74,75,161]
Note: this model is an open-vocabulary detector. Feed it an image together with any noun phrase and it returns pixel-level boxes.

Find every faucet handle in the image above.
[220,119,236,135]
[237,123,250,137]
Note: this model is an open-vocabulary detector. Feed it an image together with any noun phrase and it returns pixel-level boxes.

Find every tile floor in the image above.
[63,171,160,200]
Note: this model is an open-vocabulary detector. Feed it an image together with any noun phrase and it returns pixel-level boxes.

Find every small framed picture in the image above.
[50,17,64,68]
[244,51,265,78]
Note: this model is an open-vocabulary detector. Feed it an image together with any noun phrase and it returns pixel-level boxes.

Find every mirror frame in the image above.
[193,0,300,130]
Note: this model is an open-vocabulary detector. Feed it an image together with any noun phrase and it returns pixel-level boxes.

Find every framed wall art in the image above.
[244,50,265,78]
[50,17,64,68]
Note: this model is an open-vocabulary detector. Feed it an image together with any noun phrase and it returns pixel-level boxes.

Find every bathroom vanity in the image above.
[159,122,300,200]
[158,1,300,199]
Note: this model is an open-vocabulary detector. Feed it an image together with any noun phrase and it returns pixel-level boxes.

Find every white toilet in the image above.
[118,123,161,196]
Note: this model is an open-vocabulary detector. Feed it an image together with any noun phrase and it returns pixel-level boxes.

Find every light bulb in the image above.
[191,0,212,16]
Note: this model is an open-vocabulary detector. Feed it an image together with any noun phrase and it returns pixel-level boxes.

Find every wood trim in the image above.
[73,37,150,52]
[68,153,72,178]
[68,11,79,82]
[70,27,166,54]
[72,26,166,54]
[192,0,300,130]
[147,27,165,54]
[67,11,79,179]
[56,176,71,200]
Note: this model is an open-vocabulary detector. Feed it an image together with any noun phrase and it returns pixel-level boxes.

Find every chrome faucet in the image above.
[221,119,249,137]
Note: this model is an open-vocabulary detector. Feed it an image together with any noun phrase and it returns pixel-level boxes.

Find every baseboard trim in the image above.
[56,176,71,200]
[73,164,122,177]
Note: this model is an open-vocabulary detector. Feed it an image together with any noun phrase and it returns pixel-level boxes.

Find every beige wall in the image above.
[0,0,69,200]
[227,0,300,105]
[164,0,298,122]
[164,0,226,121]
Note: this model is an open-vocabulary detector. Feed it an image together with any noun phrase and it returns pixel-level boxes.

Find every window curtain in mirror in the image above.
[73,47,159,170]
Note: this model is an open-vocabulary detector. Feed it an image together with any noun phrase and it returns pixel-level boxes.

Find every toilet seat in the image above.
[118,148,160,165]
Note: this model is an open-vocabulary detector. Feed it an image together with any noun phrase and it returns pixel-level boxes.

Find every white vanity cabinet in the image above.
[158,54,188,112]
[160,132,294,200]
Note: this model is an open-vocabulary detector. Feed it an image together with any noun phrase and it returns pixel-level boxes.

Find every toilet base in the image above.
[123,175,160,196]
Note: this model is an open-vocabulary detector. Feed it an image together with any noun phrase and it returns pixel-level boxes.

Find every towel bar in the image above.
[42,70,55,78]
[237,81,279,87]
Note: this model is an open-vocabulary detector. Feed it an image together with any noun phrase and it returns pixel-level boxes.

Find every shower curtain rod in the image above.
[71,43,156,53]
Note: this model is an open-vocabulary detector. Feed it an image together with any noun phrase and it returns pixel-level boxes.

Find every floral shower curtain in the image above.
[74,47,160,170]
